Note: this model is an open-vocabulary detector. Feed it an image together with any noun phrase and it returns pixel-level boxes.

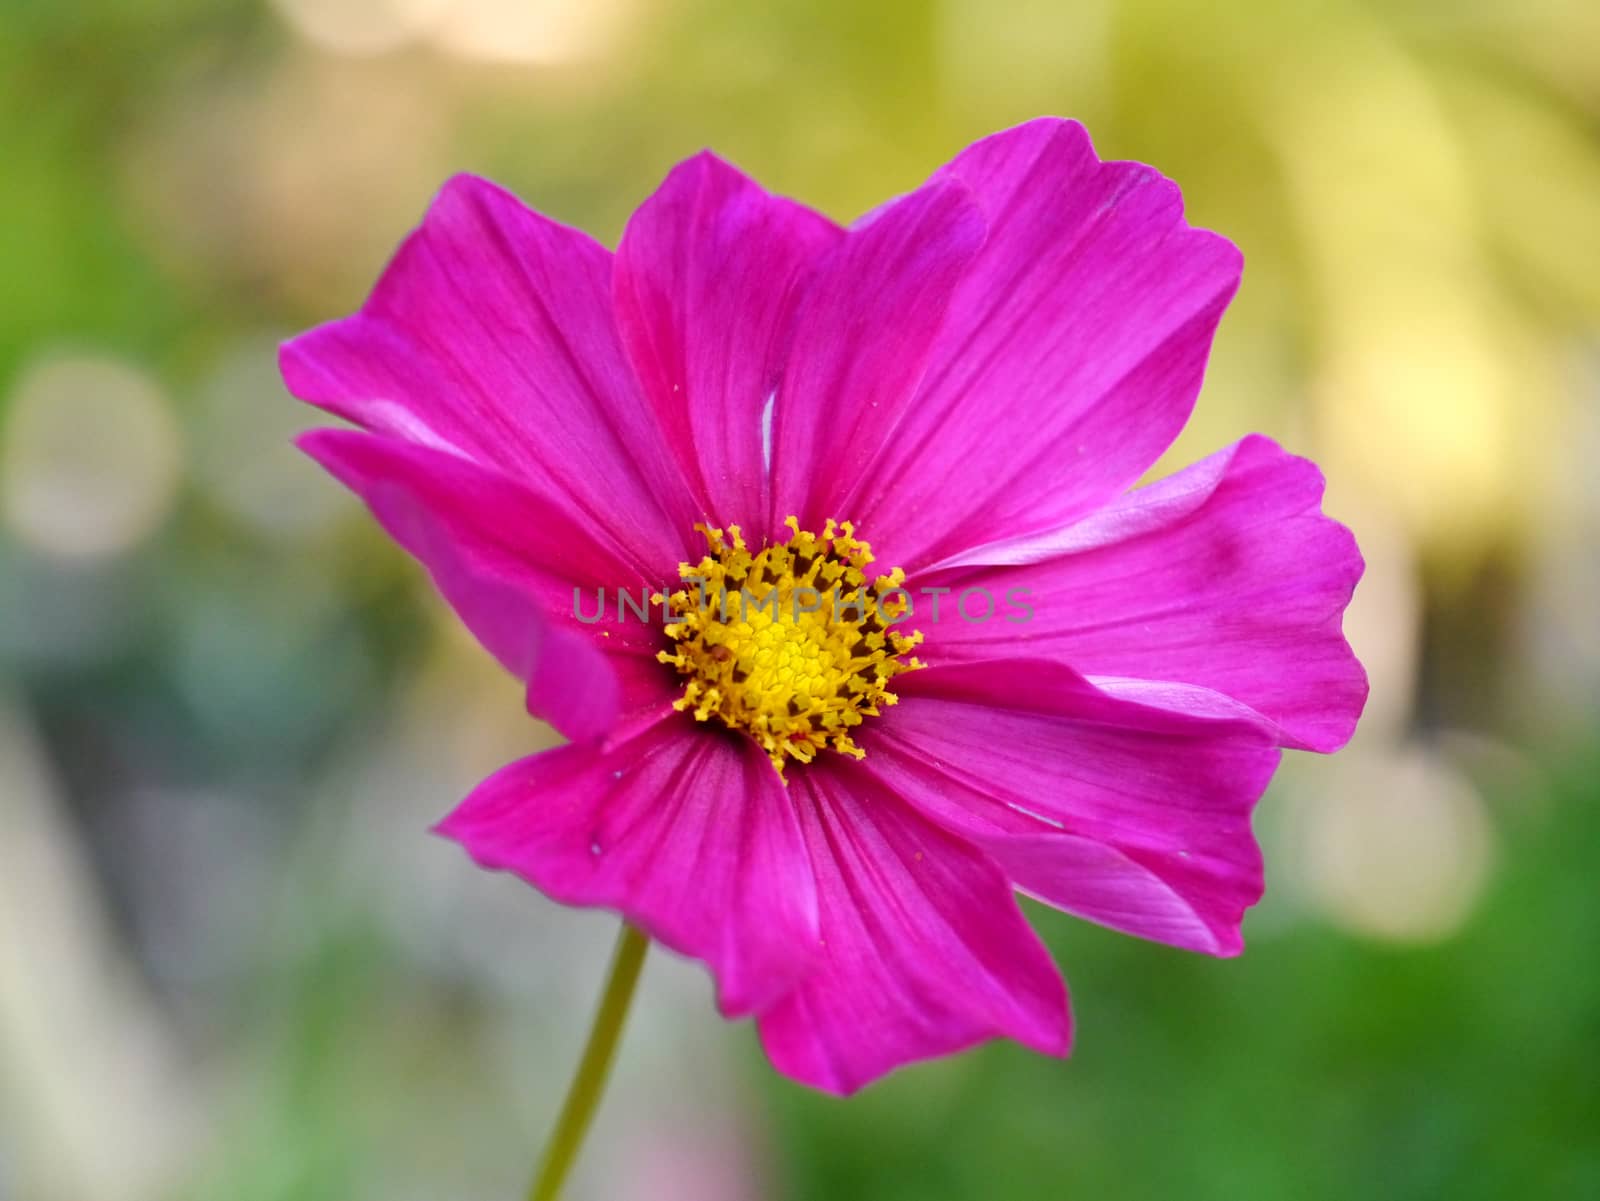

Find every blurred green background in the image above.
[2,0,1598,1198]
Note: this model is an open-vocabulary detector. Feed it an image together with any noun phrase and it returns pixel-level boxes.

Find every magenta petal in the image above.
[615,153,842,543]
[766,181,986,533]
[279,173,698,573]
[863,659,1283,956]
[846,118,1242,569]
[756,760,1070,1095]
[298,429,674,741]
[437,717,819,1017]
[922,434,1368,752]
[985,835,1238,955]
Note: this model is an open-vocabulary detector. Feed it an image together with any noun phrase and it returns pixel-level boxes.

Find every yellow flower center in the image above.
[656,518,923,777]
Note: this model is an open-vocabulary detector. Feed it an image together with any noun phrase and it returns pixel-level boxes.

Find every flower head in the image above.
[657,518,924,774]
[282,118,1366,1094]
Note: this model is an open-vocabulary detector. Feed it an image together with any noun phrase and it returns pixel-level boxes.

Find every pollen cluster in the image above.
[657,518,923,776]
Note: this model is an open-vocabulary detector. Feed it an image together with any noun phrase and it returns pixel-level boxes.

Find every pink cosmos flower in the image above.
[281,118,1366,1095]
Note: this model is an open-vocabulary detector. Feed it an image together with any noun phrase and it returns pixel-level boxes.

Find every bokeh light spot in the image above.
[270,0,449,57]
[1299,746,1496,945]
[2,354,182,561]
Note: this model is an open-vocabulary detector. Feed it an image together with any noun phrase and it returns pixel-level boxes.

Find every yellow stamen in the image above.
[656,518,923,778]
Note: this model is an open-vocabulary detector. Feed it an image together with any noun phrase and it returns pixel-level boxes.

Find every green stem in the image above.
[526,922,650,1201]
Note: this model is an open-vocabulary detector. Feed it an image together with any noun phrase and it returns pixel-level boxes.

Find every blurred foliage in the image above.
[2,0,1598,1199]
